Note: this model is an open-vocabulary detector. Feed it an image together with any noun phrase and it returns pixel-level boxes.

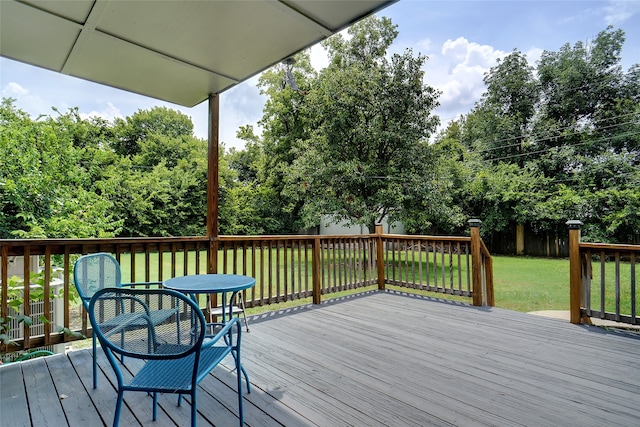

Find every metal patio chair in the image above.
[89,287,244,427]
[73,252,177,388]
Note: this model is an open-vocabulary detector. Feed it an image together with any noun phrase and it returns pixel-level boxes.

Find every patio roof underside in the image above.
[0,0,395,107]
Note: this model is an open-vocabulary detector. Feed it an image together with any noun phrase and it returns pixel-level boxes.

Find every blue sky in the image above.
[2,1,639,149]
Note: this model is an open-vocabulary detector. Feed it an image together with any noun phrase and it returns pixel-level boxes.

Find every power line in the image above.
[485,131,640,163]
[466,112,639,155]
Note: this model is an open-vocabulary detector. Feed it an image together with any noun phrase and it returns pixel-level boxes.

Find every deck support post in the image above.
[207,93,219,275]
[207,94,220,312]
[469,219,483,306]
[375,224,385,290]
[567,220,584,324]
[312,237,322,304]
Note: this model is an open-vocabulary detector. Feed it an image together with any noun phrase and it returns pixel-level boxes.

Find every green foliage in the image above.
[0,272,81,354]
[1,23,637,246]
[284,16,441,232]
[446,26,639,243]
[111,106,194,157]
[0,99,123,239]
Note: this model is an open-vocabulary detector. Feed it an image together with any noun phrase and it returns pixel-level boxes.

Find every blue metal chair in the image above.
[89,287,244,427]
[73,252,176,388]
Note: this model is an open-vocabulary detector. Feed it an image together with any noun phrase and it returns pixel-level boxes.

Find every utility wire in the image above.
[463,112,639,155]
[486,131,640,163]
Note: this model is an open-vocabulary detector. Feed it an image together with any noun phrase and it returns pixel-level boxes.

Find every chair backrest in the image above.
[74,253,121,308]
[89,287,203,360]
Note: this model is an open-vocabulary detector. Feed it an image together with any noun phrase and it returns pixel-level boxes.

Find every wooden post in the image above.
[469,219,483,306]
[567,220,583,324]
[375,224,385,290]
[312,236,322,304]
[207,93,219,274]
[516,224,524,256]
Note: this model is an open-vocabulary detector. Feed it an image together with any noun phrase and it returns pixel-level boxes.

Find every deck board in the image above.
[2,290,640,426]
[0,362,30,427]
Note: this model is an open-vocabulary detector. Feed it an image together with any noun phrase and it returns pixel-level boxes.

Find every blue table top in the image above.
[164,274,255,293]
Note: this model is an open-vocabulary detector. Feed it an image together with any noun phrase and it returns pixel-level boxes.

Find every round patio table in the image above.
[164,273,255,391]
[164,274,255,323]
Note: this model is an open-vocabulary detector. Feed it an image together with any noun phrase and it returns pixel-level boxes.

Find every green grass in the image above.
[384,256,570,312]
[492,256,570,312]
[386,254,635,315]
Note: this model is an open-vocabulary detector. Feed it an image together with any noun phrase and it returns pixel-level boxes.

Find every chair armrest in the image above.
[201,318,241,349]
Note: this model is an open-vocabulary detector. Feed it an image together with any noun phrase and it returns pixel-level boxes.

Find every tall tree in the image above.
[254,53,316,233]
[472,50,539,166]
[285,16,440,232]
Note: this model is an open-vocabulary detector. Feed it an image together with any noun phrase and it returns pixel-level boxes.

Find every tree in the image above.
[471,50,539,166]
[112,107,194,157]
[285,16,441,232]
[255,54,316,233]
[0,98,122,238]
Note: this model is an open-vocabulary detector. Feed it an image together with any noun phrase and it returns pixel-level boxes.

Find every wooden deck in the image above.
[3,290,640,426]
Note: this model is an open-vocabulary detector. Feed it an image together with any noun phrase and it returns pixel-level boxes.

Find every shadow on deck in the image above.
[2,290,640,426]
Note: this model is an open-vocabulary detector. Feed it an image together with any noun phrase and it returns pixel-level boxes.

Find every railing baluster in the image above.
[63,248,71,342]
[440,241,445,290]
[600,251,606,319]
[447,241,452,292]
[466,242,471,294]
[456,242,462,293]
[632,253,637,323]
[585,249,592,316]
[425,240,430,288]
[43,248,51,346]
[289,240,295,298]
[615,251,621,322]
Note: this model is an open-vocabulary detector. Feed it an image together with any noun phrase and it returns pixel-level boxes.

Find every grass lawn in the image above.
[387,255,571,312]
[491,256,570,312]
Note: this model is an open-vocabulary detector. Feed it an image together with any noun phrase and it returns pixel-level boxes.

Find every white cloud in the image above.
[426,37,506,127]
[603,0,640,25]
[2,81,29,97]
[525,47,544,67]
[416,38,432,53]
[1,80,51,117]
[217,76,267,149]
[79,102,123,122]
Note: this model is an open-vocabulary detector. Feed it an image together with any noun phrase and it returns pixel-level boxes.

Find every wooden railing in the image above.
[568,220,639,325]
[381,235,472,294]
[1,223,493,356]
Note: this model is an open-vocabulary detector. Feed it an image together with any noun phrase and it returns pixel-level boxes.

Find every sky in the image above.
[1,0,639,150]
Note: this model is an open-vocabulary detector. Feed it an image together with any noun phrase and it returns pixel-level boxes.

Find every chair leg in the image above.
[240,365,251,394]
[153,392,158,421]
[191,390,197,427]
[229,349,251,393]
[237,294,249,332]
[236,357,244,426]
[92,335,98,388]
[114,390,124,427]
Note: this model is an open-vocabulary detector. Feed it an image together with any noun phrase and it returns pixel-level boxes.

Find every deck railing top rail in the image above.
[578,241,640,252]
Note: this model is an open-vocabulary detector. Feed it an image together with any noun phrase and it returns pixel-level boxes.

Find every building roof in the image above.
[0,0,395,107]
